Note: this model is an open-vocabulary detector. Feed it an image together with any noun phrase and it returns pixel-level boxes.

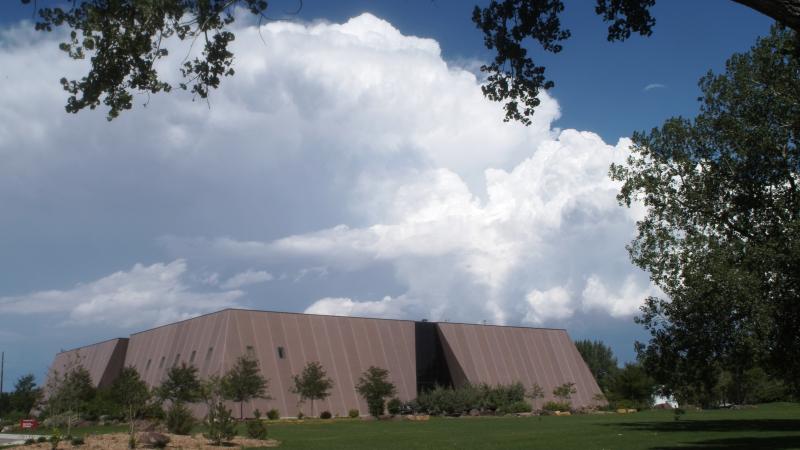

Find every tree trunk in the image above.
[733,0,800,31]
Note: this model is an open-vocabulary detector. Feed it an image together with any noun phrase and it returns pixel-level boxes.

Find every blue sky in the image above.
[0,1,773,387]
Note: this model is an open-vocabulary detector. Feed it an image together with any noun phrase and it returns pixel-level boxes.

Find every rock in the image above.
[554,411,571,416]
[469,409,480,417]
[138,431,170,448]
[515,412,533,418]
[360,415,376,421]
[626,409,637,413]
[405,414,430,421]
[0,425,13,432]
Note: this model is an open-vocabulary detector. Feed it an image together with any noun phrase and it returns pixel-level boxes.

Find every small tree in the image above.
[222,355,269,420]
[290,361,334,418]
[111,367,150,448]
[355,366,396,418]
[526,383,545,411]
[47,356,95,438]
[553,382,577,406]
[157,363,202,435]
[157,363,202,404]
[203,401,236,445]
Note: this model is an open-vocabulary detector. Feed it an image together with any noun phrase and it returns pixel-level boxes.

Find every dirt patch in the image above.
[21,433,279,449]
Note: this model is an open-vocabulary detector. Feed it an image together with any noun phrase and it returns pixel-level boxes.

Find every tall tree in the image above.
[222,355,269,420]
[355,366,396,418]
[290,361,334,418]
[10,374,39,415]
[17,1,800,121]
[110,367,150,445]
[574,340,618,392]
[610,26,800,399]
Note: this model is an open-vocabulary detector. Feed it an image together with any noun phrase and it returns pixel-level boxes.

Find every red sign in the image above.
[20,419,38,429]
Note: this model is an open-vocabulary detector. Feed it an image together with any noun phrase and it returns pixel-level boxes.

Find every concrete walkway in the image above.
[0,433,39,446]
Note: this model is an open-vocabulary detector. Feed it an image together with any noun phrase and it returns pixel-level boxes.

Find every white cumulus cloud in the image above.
[220,269,274,289]
[0,260,243,328]
[0,11,655,340]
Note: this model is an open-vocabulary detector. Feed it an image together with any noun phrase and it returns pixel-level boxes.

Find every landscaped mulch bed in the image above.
[20,433,279,449]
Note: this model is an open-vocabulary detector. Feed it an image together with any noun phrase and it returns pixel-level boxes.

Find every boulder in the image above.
[138,431,170,448]
[469,409,480,417]
[554,411,571,416]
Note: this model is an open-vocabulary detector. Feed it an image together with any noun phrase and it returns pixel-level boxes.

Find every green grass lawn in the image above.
[255,403,800,450]
[8,403,798,449]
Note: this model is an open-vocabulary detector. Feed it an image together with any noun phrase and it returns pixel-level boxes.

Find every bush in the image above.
[498,400,532,415]
[24,439,34,445]
[319,410,332,419]
[296,411,304,419]
[386,398,402,416]
[37,437,48,443]
[165,403,195,435]
[265,408,280,420]
[348,409,359,418]
[49,428,62,450]
[70,436,85,446]
[245,410,268,440]
[203,402,236,446]
[542,401,571,412]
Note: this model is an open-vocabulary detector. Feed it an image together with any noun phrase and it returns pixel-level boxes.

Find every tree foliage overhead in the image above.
[20,0,800,122]
[21,0,268,120]
[472,0,654,124]
[610,26,800,400]
[472,0,799,124]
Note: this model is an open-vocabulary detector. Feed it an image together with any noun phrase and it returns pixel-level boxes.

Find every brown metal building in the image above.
[46,308,603,417]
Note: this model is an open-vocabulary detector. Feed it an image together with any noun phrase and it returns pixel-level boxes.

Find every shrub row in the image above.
[412,383,529,416]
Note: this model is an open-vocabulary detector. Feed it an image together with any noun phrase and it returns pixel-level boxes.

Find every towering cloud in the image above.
[0,13,653,383]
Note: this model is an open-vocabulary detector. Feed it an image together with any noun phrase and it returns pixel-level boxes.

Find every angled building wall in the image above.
[437,323,603,407]
[45,308,604,417]
[47,338,128,390]
[123,309,417,418]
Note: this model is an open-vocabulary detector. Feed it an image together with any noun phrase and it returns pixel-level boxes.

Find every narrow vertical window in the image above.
[159,356,165,369]
[246,345,255,359]
[277,346,285,359]
[205,347,214,363]
[189,350,197,364]
[173,353,181,367]
[145,359,151,371]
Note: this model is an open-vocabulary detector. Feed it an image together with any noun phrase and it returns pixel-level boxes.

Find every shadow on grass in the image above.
[609,419,800,450]
[613,418,800,433]
[649,436,800,449]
